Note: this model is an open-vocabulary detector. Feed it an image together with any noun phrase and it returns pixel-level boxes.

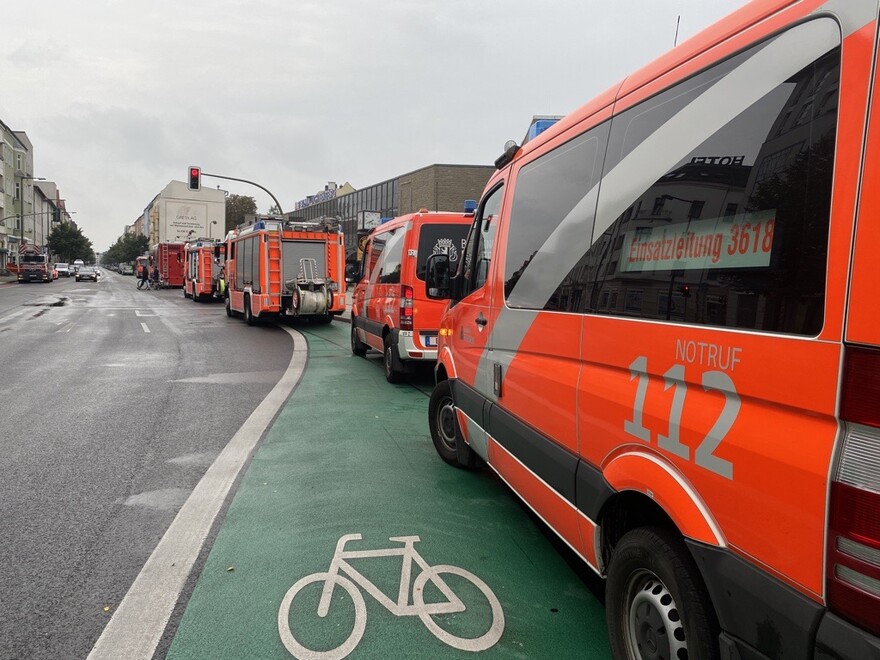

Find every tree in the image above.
[103,233,149,265]
[267,203,283,216]
[48,223,94,263]
[226,194,257,232]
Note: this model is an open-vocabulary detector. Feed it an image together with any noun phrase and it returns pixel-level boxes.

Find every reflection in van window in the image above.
[503,18,840,336]
[415,224,470,281]
[377,228,406,284]
[586,23,840,335]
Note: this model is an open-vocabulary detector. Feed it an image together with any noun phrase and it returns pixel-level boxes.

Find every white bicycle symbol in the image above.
[278,533,505,659]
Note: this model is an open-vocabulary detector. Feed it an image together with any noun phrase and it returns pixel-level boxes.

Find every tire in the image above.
[314,314,332,324]
[183,286,191,299]
[413,565,504,652]
[606,527,720,660]
[278,572,366,660]
[350,320,367,357]
[429,380,478,468]
[136,278,145,290]
[244,295,255,325]
[225,294,233,318]
[383,334,403,384]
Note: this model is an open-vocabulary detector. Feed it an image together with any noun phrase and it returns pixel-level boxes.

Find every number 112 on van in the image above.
[624,355,740,480]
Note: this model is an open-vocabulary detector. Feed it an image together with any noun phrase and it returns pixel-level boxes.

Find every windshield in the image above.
[22,255,47,264]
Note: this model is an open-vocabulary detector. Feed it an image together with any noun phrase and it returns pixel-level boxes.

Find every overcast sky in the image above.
[2,0,748,251]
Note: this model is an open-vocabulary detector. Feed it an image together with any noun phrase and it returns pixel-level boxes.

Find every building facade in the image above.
[290,164,494,253]
[141,181,226,246]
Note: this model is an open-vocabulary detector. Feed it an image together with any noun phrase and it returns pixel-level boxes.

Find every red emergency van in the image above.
[425,2,880,658]
[350,208,472,382]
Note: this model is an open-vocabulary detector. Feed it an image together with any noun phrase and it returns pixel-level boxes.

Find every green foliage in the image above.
[267,203,283,215]
[226,194,257,232]
[102,233,150,265]
[48,223,95,263]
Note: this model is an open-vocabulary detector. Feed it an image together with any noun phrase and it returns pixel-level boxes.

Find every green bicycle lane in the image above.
[166,321,612,659]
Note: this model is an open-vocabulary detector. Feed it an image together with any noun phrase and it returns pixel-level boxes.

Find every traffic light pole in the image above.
[199,172,283,215]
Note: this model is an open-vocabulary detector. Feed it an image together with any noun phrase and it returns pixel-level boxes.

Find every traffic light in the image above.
[188,166,201,191]
[678,284,691,298]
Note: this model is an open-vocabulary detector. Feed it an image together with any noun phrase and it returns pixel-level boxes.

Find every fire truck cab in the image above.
[224,216,346,325]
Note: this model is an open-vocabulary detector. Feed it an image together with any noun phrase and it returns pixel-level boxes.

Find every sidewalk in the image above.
[0,272,17,285]
[165,322,610,659]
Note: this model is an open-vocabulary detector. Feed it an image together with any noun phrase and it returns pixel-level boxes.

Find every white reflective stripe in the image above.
[491,440,602,576]
[816,0,877,37]
[614,450,726,547]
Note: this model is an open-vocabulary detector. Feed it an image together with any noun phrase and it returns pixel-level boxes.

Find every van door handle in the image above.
[475,313,487,327]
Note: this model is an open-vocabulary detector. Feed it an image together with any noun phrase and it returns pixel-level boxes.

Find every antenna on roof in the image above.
[674,15,681,47]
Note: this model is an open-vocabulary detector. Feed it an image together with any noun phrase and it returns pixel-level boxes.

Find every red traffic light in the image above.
[188,166,201,191]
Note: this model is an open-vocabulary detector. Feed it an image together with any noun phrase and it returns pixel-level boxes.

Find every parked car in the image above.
[121,264,134,275]
[75,266,98,282]
[55,263,71,277]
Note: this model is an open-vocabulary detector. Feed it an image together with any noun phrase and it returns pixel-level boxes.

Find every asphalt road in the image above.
[0,272,293,660]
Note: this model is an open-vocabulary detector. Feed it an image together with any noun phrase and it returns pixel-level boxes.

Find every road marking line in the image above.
[87,326,307,660]
[135,310,156,317]
[140,323,150,333]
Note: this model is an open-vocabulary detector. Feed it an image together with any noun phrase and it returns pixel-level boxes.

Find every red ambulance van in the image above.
[425,2,880,657]
[350,209,472,382]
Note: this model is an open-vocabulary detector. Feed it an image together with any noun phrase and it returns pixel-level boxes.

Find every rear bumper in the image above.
[814,612,880,659]
[395,330,437,362]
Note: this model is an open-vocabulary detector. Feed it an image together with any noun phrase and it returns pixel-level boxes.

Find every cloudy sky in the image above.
[2,0,747,251]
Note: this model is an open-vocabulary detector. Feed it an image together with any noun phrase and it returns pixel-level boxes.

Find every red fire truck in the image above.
[151,242,185,288]
[17,243,52,283]
[183,239,225,302]
[225,216,346,325]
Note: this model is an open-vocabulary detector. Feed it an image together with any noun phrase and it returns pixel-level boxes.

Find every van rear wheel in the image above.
[606,527,719,660]
[383,335,403,383]
[351,321,367,357]
[428,380,477,469]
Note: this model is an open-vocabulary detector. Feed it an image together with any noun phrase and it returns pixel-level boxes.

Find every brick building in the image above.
[291,164,494,253]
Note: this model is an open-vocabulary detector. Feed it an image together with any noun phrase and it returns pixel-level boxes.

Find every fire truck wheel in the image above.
[383,335,404,384]
[606,526,720,660]
[351,321,367,357]
[244,295,257,326]
[428,380,477,468]
[184,287,191,299]
[225,294,233,317]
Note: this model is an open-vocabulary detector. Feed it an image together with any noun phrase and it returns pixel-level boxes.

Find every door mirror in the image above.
[425,253,453,299]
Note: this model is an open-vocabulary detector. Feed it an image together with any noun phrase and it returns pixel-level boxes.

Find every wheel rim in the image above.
[624,569,688,660]
[384,345,393,377]
[436,396,457,453]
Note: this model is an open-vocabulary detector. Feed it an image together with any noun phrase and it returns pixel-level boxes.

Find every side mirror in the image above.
[425,254,452,299]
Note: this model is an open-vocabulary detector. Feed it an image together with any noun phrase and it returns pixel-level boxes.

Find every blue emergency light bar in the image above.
[464,199,477,214]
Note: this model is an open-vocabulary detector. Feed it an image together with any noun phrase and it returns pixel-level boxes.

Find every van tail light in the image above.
[827,345,880,636]
[400,285,414,330]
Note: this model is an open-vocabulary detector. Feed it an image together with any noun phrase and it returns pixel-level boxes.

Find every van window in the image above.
[377,227,406,284]
[415,223,469,281]
[582,19,840,335]
[504,124,610,311]
[461,185,503,295]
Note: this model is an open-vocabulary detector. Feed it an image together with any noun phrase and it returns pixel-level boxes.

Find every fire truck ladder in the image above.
[160,249,169,283]
[268,235,282,297]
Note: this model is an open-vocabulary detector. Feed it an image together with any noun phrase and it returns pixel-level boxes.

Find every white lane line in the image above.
[87,326,307,660]
[135,310,156,317]
[140,323,150,333]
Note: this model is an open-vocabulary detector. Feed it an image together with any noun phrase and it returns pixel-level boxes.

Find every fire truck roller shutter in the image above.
[281,240,327,283]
